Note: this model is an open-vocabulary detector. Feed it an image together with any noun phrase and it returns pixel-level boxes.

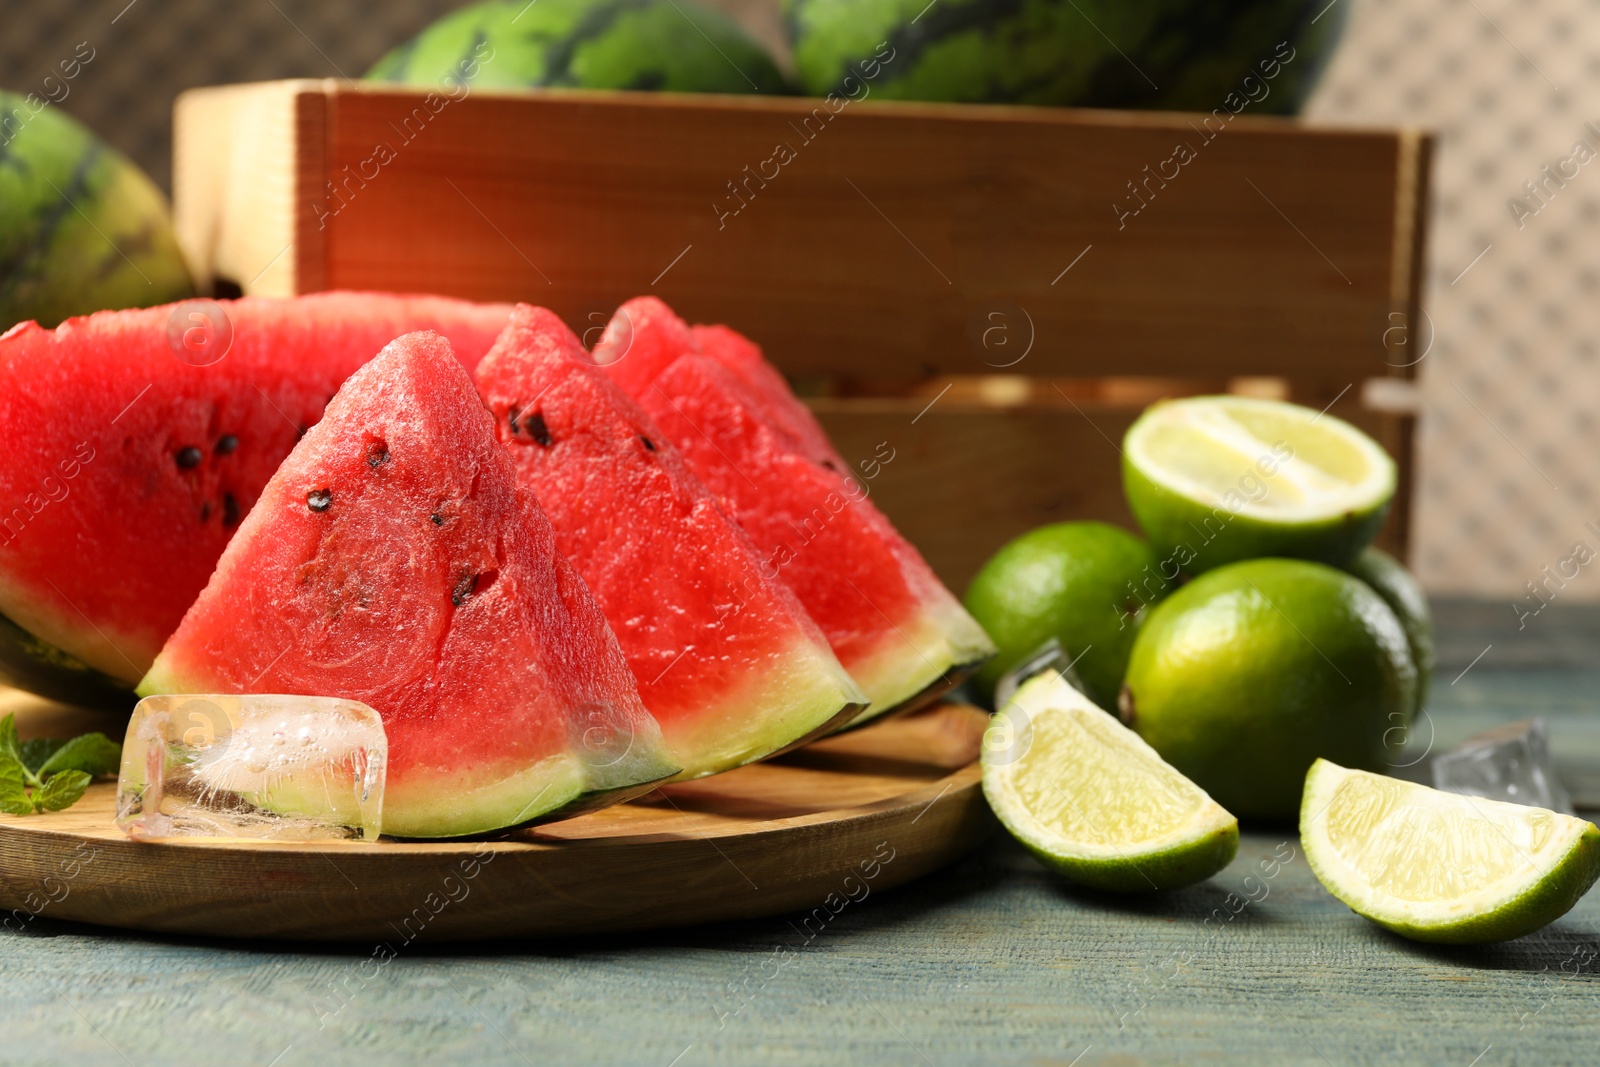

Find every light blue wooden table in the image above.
[4,600,1599,1066]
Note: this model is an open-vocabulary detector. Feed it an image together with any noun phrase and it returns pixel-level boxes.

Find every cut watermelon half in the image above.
[0,292,511,704]
[139,331,677,838]
[595,300,994,725]
[475,306,867,778]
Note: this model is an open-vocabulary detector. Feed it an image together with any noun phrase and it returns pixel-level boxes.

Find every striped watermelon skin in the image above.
[368,0,790,95]
[784,0,1346,115]
[1081,0,1348,114]
[0,90,194,331]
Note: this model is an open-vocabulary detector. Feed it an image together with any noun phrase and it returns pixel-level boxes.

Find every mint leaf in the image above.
[19,737,65,774]
[35,770,90,812]
[0,723,122,816]
[0,754,33,816]
[38,733,120,778]
[0,714,19,763]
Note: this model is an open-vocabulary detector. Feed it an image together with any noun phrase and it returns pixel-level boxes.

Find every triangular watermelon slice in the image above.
[594,299,994,725]
[0,292,512,705]
[139,331,677,838]
[596,299,840,468]
[474,305,867,778]
[690,322,845,470]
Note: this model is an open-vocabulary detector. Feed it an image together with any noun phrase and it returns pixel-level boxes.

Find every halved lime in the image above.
[1302,759,1600,943]
[1123,395,1396,573]
[982,670,1238,892]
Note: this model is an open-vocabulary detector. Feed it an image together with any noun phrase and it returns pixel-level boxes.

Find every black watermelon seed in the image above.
[451,573,477,606]
[307,489,332,512]
[199,501,211,523]
[821,459,840,473]
[430,513,444,527]
[215,434,238,456]
[640,435,656,452]
[367,445,389,469]
[175,446,203,470]
[525,412,553,447]
[222,493,241,527]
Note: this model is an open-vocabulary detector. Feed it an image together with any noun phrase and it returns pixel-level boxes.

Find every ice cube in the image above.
[992,637,1090,711]
[116,694,386,841]
[1431,718,1574,815]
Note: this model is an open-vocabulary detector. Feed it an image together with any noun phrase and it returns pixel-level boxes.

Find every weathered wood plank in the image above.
[2,618,1598,1066]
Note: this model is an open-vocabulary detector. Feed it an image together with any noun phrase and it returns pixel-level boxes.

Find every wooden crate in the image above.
[174,80,1431,590]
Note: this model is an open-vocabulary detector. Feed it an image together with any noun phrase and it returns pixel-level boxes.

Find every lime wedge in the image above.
[1302,759,1600,943]
[981,670,1238,892]
[1123,395,1397,573]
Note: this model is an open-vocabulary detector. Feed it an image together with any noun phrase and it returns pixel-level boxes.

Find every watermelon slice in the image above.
[594,300,994,725]
[690,322,844,470]
[595,298,840,467]
[139,331,677,838]
[0,292,511,704]
[474,306,867,778]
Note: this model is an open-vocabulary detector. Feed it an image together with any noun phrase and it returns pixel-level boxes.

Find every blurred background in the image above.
[0,0,1592,602]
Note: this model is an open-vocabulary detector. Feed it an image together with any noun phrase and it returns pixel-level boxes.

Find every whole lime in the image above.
[964,521,1171,709]
[1,90,194,330]
[1345,547,1433,714]
[1120,558,1416,821]
[368,0,790,95]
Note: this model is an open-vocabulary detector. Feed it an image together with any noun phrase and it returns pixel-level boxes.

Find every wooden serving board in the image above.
[0,694,993,943]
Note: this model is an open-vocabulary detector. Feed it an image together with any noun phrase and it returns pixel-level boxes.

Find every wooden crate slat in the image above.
[176,81,1430,387]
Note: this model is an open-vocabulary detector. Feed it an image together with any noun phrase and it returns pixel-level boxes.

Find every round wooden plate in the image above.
[0,692,994,942]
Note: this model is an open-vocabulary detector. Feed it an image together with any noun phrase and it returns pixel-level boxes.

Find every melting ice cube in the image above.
[1431,718,1574,815]
[992,637,1090,712]
[116,694,386,841]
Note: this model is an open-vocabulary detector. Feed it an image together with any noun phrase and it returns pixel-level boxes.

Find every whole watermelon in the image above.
[0,91,194,331]
[368,0,790,95]
[784,0,1347,114]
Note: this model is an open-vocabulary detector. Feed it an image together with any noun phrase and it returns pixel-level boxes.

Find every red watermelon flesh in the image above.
[596,305,994,725]
[591,294,697,397]
[140,331,677,839]
[594,297,840,466]
[0,292,512,697]
[689,322,844,470]
[475,305,866,778]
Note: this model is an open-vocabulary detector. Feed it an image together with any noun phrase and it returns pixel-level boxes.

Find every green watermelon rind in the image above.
[841,589,994,728]
[0,90,194,330]
[368,0,791,96]
[0,607,131,709]
[664,635,868,777]
[364,744,678,839]
[137,600,680,843]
